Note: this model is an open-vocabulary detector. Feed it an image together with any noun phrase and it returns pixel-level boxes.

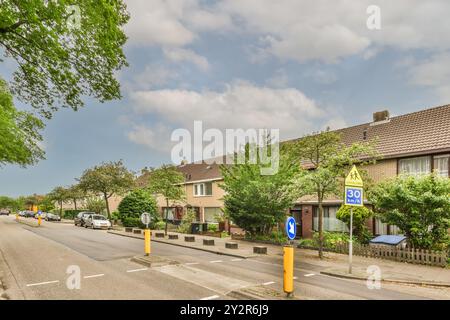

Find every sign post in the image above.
[344,165,364,274]
[284,216,296,297]
[141,212,151,256]
[37,210,42,227]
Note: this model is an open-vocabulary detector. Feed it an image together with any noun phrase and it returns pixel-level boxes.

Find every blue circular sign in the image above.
[285,216,297,240]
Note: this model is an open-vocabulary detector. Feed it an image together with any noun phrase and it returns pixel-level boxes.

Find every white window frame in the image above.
[398,156,431,176]
[193,182,212,197]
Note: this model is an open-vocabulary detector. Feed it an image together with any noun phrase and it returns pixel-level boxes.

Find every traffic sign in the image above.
[345,186,364,206]
[38,210,42,216]
[285,216,297,240]
[140,212,151,227]
[345,165,363,187]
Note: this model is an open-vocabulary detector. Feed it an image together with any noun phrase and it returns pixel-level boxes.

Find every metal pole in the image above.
[348,207,353,274]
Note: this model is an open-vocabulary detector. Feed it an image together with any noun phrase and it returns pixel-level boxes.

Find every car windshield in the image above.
[93,215,106,220]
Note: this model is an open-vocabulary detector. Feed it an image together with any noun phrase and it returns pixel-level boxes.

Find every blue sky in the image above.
[1,0,450,197]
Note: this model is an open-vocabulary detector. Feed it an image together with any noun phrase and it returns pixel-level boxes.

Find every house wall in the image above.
[364,159,398,183]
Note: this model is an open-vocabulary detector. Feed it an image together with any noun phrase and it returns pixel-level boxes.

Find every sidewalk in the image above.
[108,229,280,259]
[108,228,450,287]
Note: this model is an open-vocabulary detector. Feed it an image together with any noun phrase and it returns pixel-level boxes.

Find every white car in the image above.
[84,214,112,230]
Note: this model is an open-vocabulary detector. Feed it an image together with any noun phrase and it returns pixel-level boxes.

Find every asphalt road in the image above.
[0,216,446,300]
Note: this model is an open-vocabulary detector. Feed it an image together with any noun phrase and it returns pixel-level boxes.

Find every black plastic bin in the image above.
[191,222,208,234]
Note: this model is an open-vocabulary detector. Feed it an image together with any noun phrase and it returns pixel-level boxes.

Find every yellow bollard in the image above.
[283,245,294,297]
[16,213,19,221]
[144,229,151,256]
[38,216,42,226]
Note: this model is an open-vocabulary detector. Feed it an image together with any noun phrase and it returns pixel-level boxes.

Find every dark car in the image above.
[23,210,36,218]
[74,212,95,227]
[45,213,61,222]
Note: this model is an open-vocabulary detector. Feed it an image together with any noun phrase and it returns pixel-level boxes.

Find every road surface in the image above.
[0,216,448,300]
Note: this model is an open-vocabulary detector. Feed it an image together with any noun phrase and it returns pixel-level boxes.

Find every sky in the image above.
[1,0,450,197]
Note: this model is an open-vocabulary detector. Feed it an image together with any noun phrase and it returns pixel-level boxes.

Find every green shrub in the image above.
[298,238,315,247]
[312,231,354,249]
[86,198,106,214]
[118,189,159,226]
[154,221,165,230]
[177,209,196,234]
[208,224,218,232]
[336,205,373,244]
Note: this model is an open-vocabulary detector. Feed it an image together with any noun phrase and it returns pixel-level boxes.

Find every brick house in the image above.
[293,104,450,238]
[104,104,449,236]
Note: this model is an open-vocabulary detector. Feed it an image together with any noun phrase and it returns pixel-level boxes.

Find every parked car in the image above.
[0,209,10,216]
[74,212,95,227]
[45,213,61,222]
[22,210,36,218]
[84,214,112,230]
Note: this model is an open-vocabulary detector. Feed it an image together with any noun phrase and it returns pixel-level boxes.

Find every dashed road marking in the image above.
[84,274,105,279]
[26,280,59,287]
[231,258,243,262]
[126,268,148,273]
[262,281,275,286]
[200,295,220,300]
[293,276,298,280]
[304,273,315,277]
[185,262,200,266]
[209,260,223,263]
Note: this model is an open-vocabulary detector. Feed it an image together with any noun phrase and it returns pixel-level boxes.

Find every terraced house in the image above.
[134,104,450,238]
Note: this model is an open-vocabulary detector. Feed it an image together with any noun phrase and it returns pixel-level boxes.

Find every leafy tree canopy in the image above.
[0,78,44,166]
[0,0,129,118]
[78,160,135,218]
[336,205,373,244]
[220,143,302,237]
[368,174,450,250]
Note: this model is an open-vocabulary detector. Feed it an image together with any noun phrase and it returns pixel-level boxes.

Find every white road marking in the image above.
[200,295,220,300]
[126,268,148,273]
[293,276,298,280]
[209,260,223,263]
[231,258,243,262]
[26,280,59,287]
[304,273,315,277]
[84,274,105,279]
[185,262,200,266]
[262,281,275,286]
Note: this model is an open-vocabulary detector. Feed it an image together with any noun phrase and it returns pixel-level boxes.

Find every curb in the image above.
[320,271,450,288]
[107,230,255,259]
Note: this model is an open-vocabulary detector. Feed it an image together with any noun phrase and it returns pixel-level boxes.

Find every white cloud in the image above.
[266,69,289,88]
[127,123,173,152]
[131,64,180,89]
[163,48,210,71]
[129,81,343,145]
[408,52,450,102]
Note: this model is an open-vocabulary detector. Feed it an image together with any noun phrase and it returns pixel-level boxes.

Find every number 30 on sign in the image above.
[345,186,363,206]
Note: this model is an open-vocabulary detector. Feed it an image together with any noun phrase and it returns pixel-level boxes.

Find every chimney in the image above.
[373,110,390,122]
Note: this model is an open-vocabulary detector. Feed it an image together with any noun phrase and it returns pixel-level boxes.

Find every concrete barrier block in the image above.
[203,239,215,246]
[225,242,238,249]
[133,229,142,234]
[168,234,179,240]
[155,232,165,238]
[125,227,133,233]
[184,236,195,242]
[253,246,267,254]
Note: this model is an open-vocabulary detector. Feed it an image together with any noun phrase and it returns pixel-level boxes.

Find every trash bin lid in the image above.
[370,235,406,245]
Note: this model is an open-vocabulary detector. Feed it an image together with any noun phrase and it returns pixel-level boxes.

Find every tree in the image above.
[147,164,185,235]
[0,1,129,118]
[38,195,56,212]
[117,189,159,228]
[78,160,135,219]
[66,184,85,210]
[47,187,69,216]
[368,174,450,250]
[24,193,43,210]
[86,198,106,215]
[336,205,373,244]
[220,143,301,237]
[288,129,378,258]
[0,78,44,166]
[0,196,17,210]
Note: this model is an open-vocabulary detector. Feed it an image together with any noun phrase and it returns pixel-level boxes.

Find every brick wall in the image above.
[301,205,313,239]
[364,159,397,183]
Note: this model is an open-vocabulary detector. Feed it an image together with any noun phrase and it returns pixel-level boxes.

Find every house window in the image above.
[433,154,449,177]
[193,182,213,196]
[398,156,431,176]
[204,207,223,223]
[374,218,402,235]
[313,206,348,232]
